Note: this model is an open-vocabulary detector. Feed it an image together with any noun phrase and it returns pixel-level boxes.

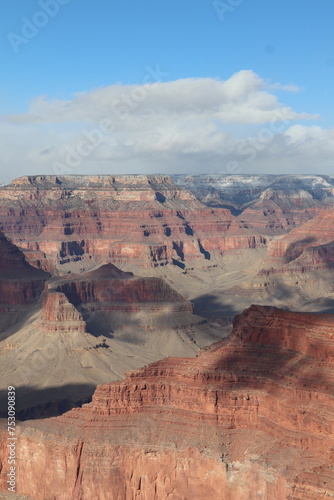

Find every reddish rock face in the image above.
[0,256,220,420]
[266,209,334,262]
[0,175,279,273]
[53,263,193,314]
[0,232,49,309]
[2,305,333,499]
[37,290,87,333]
[254,210,334,291]
[2,174,332,297]
[35,263,195,335]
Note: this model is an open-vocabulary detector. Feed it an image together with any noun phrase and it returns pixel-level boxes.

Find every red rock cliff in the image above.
[2,305,334,499]
[54,263,193,315]
[37,289,87,333]
[0,175,271,273]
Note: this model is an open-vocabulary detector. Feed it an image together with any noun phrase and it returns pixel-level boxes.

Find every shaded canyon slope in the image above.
[1,305,333,499]
[0,253,223,419]
[1,175,334,499]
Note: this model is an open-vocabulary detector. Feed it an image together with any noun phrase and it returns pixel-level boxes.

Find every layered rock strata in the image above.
[2,306,333,499]
[54,263,193,315]
[246,209,334,302]
[266,209,334,264]
[0,175,279,273]
[37,289,87,333]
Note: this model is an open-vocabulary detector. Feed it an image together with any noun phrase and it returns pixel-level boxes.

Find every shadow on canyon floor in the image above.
[191,294,238,319]
[301,297,334,315]
[206,202,243,216]
[0,383,96,420]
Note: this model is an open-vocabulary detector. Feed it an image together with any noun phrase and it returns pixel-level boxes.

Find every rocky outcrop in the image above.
[54,263,194,316]
[2,305,334,499]
[49,263,202,333]
[249,210,334,302]
[173,173,334,206]
[37,289,87,333]
[1,175,334,287]
[266,209,334,262]
[174,175,333,238]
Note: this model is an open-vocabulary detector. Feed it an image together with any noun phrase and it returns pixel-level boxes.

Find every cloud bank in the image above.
[1,70,332,182]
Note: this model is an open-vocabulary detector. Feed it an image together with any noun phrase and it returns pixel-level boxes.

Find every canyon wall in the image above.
[0,175,307,274]
[1,306,333,499]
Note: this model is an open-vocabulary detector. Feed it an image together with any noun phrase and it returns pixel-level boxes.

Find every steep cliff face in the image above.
[242,209,334,310]
[37,290,87,333]
[54,263,193,314]
[173,175,332,236]
[213,208,334,314]
[2,306,333,499]
[295,240,334,270]
[266,209,334,262]
[237,191,323,234]
[0,232,49,310]
[2,175,334,315]
[0,175,277,275]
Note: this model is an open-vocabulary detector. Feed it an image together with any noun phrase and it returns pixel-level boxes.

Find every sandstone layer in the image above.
[37,289,87,333]
[1,306,333,499]
[197,205,334,321]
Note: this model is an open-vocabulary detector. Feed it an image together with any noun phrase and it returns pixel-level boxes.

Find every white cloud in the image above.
[0,70,331,179]
[5,70,315,126]
[269,82,303,93]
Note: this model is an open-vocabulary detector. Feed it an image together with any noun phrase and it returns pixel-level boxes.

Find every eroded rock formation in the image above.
[2,306,333,499]
[0,175,283,274]
[0,261,223,419]
[54,263,193,315]
[266,209,334,264]
[37,289,87,333]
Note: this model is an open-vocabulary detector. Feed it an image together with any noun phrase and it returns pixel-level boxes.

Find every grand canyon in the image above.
[1,173,334,499]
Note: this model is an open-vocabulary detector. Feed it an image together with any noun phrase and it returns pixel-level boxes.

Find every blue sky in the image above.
[1,0,334,179]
